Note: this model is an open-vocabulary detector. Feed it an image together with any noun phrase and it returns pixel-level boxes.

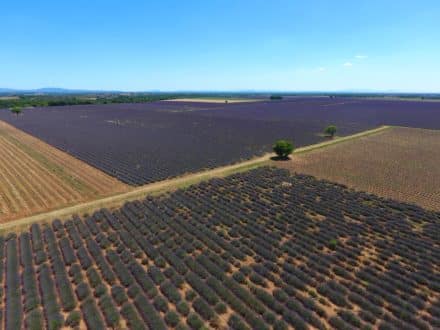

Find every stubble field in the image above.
[0,121,128,222]
[276,126,440,211]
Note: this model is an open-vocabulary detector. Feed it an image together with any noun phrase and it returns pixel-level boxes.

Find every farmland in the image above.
[0,167,438,329]
[1,97,439,186]
[165,98,263,103]
[277,127,440,211]
[0,121,128,222]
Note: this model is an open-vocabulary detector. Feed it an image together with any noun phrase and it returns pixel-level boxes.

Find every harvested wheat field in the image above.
[0,120,129,222]
[276,126,440,211]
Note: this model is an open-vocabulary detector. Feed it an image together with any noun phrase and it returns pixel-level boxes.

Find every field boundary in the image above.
[0,125,390,233]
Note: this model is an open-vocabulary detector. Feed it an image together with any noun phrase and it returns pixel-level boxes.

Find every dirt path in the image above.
[0,125,390,233]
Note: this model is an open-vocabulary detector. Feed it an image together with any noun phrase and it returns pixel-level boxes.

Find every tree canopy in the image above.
[273,140,294,159]
[10,106,22,116]
[324,125,337,137]
[270,95,283,100]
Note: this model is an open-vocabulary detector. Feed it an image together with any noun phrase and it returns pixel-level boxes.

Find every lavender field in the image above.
[0,98,439,185]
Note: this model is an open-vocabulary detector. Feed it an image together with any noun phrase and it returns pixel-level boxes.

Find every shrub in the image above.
[81,298,106,330]
[339,310,361,327]
[177,301,190,316]
[282,310,307,330]
[233,271,247,284]
[273,319,289,330]
[328,239,338,250]
[187,313,204,330]
[111,285,128,306]
[273,289,288,303]
[186,273,219,305]
[94,284,107,298]
[154,257,167,268]
[75,282,90,301]
[228,314,250,330]
[77,247,92,270]
[69,264,83,285]
[59,237,75,265]
[76,282,91,301]
[160,280,181,304]
[165,311,180,327]
[153,296,169,313]
[249,273,267,287]
[149,266,166,284]
[127,284,141,299]
[25,309,44,330]
[120,302,145,330]
[215,302,227,314]
[240,266,252,276]
[6,239,22,330]
[99,294,120,327]
[164,267,176,278]
[134,294,167,330]
[263,311,276,324]
[65,311,81,327]
[193,297,214,320]
[34,250,47,265]
[129,263,156,293]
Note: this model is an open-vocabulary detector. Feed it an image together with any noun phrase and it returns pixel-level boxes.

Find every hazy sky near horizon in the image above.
[1,1,439,92]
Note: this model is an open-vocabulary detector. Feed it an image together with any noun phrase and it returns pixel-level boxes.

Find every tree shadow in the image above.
[270,155,291,161]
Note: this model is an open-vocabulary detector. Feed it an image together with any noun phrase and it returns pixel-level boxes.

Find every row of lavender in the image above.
[0,167,438,329]
[2,97,439,185]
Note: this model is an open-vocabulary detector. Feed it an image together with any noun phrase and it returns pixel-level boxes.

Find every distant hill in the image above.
[0,87,121,95]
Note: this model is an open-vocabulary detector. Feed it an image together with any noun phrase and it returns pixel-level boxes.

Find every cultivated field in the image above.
[277,127,440,211]
[1,101,362,185]
[0,167,438,330]
[0,121,128,222]
[5,96,439,185]
[165,98,262,103]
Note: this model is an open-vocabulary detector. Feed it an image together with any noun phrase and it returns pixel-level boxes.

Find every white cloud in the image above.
[316,67,326,72]
[343,62,353,67]
[355,55,368,59]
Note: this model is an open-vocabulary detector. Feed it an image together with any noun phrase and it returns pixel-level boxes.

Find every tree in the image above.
[270,95,283,100]
[10,106,22,117]
[273,140,294,159]
[324,125,337,138]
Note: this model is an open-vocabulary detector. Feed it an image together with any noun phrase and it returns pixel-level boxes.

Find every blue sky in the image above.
[1,1,439,92]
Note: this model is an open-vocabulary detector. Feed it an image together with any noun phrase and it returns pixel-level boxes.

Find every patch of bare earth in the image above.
[0,120,129,223]
[275,126,440,211]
